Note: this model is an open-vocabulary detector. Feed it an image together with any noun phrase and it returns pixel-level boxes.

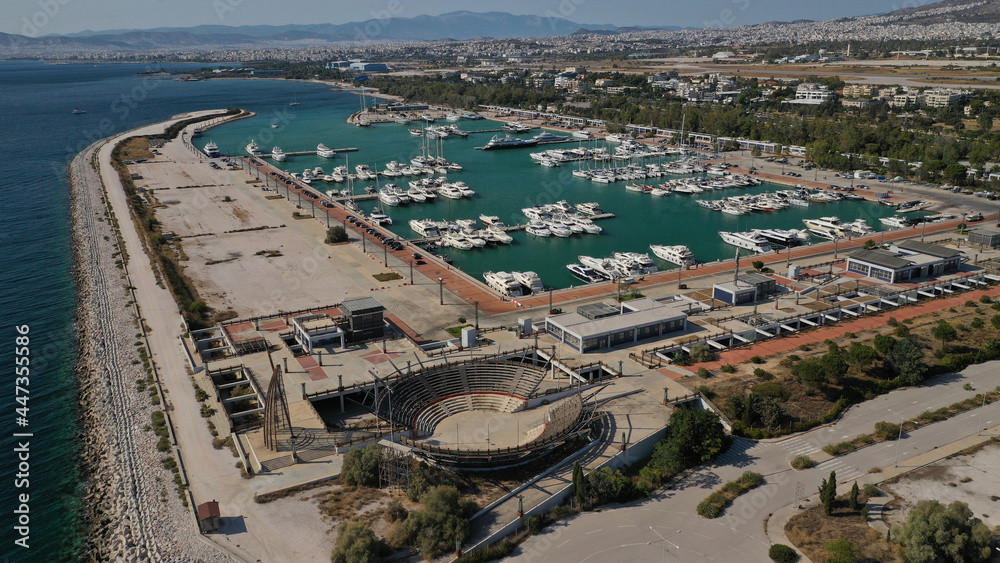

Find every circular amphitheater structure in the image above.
[376,358,597,469]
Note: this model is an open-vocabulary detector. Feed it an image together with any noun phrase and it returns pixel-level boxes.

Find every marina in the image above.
[195,90,924,290]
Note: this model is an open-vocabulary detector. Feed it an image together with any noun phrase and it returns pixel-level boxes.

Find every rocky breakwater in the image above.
[70,142,226,562]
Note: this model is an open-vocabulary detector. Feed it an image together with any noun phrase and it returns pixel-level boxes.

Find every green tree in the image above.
[873,334,897,356]
[387,485,476,558]
[849,481,860,511]
[341,444,380,487]
[931,321,957,350]
[991,314,1000,333]
[846,343,878,367]
[326,225,349,244]
[658,407,727,471]
[793,360,827,389]
[331,521,389,563]
[887,337,927,385]
[586,466,633,504]
[573,462,585,509]
[863,239,877,250]
[820,353,849,383]
[818,471,837,516]
[752,260,765,272]
[825,538,857,563]
[978,113,993,132]
[891,500,991,563]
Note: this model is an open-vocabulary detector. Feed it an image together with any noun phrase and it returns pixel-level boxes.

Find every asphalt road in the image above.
[508,361,1000,563]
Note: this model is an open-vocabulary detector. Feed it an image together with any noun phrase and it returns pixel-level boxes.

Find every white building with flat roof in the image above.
[545,298,697,354]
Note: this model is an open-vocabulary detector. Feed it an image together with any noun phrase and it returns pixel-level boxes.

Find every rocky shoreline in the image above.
[69,141,227,562]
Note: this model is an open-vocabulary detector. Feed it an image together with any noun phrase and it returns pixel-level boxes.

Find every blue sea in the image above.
[0,60,905,561]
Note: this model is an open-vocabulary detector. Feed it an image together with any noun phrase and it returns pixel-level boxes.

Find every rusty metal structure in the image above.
[263,360,294,451]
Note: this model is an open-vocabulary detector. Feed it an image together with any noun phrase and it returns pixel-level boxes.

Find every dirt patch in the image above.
[786,499,901,563]
[231,205,250,224]
[883,441,1000,532]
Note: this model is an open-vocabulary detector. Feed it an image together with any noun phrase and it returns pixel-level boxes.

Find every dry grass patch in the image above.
[119,137,154,161]
[786,499,901,563]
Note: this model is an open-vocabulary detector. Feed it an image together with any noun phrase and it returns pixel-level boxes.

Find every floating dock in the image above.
[261,147,358,158]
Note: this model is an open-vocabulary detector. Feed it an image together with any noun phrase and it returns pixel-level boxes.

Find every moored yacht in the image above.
[484,271,525,297]
[512,271,544,294]
[408,219,440,237]
[270,146,287,162]
[566,263,607,284]
[203,141,220,158]
[245,140,261,156]
[719,231,773,253]
[369,210,392,225]
[579,256,619,279]
[317,143,337,158]
[751,228,811,247]
[880,215,912,229]
[613,252,658,275]
[649,245,695,267]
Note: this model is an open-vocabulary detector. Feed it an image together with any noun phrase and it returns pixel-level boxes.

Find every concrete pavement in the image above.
[509,359,1000,563]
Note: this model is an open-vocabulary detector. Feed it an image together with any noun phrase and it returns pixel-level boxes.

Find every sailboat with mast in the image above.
[356,87,371,127]
[344,155,361,213]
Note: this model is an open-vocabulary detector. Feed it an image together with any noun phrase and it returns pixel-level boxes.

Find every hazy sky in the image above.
[7,0,905,35]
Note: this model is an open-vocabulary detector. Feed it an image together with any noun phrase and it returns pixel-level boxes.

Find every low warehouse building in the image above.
[969,228,1000,249]
[846,241,962,283]
[545,298,694,353]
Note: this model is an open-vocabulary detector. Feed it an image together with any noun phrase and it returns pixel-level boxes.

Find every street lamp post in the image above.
[438,278,444,305]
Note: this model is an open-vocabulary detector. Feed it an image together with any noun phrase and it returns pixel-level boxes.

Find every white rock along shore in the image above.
[69,140,227,563]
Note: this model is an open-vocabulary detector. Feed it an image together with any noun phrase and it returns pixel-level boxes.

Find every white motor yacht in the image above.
[317,143,337,158]
[567,264,606,283]
[512,271,544,294]
[546,221,573,238]
[484,271,525,297]
[270,146,287,162]
[751,229,811,247]
[245,140,261,156]
[879,216,911,229]
[579,256,619,279]
[649,245,695,267]
[442,233,473,250]
[203,141,220,158]
[479,215,505,227]
[408,219,440,237]
[613,252,658,275]
[437,185,463,199]
[378,189,401,207]
[369,210,392,225]
[489,228,513,244]
[719,231,773,253]
[525,223,551,237]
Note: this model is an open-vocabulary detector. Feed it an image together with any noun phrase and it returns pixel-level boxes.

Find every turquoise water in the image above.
[198,100,907,289]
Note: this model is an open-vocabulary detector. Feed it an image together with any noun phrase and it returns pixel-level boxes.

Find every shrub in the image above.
[689,344,715,363]
[791,455,814,470]
[753,382,790,401]
[895,324,911,337]
[886,317,899,327]
[525,515,544,535]
[873,421,901,441]
[971,318,985,330]
[331,521,389,563]
[586,466,635,505]
[384,500,407,524]
[979,295,993,304]
[753,368,775,381]
[965,300,977,308]
[749,355,764,364]
[720,364,737,374]
[863,483,881,497]
[342,444,380,487]
[696,500,721,518]
[697,367,712,379]
[324,226,349,244]
[768,543,799,563]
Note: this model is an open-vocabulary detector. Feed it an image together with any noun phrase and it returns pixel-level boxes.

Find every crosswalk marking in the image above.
[778,436,821,456]
[816,459,864,482]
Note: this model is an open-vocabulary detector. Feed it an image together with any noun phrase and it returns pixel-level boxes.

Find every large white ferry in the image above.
[719,231,773,253]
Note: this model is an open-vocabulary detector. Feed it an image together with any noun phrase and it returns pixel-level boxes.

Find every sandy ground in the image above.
[145,139,472,335]
[884,441,1000,531]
